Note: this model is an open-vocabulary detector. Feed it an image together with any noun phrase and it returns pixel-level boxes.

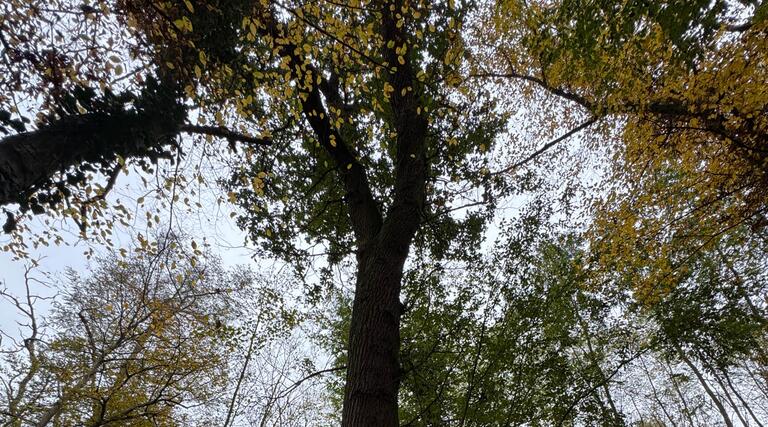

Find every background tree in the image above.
[1,239,234,426]
[485,0,768,303]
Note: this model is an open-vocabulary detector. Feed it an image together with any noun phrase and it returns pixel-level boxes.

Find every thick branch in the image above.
[0,110,180,207]
[0,113,271,209]
[260,11,383,248]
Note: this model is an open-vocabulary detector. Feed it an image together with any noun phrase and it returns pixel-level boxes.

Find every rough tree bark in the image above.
[0,111,268,210]
[340,2,428,424]
[0,111,176,207]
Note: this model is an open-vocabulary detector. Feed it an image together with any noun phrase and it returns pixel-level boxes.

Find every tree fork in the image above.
[341,0,429,423]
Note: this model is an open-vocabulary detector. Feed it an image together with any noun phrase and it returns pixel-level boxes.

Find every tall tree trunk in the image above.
[339,0,427,424]
[342,244,408,426]
[245,3,427,425]
[224,326,258,427]
[340,112,426,426]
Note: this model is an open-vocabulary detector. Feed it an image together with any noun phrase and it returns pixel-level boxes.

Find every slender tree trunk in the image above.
[707,367,749,427]
[573,297,623,425]
[640,356,678,427]
[743,361,768,401]
[664,359,697,427]
[224,326,258,427]
[674,343,734,427]
[694,351,751,427]
[722,369,764,427]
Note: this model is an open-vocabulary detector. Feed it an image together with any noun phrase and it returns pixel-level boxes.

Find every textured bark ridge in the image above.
[0,111,181,207]
[342,246,406,426]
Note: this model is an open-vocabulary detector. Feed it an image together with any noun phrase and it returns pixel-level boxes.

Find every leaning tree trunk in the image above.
[0,111,179,207]
[0,100,266,212]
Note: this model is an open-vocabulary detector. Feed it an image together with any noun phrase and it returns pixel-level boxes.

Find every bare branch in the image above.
[493,117,598,175]
[179,124,272,147]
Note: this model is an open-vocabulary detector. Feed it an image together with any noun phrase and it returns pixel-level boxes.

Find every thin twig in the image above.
[179,124,272,146]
